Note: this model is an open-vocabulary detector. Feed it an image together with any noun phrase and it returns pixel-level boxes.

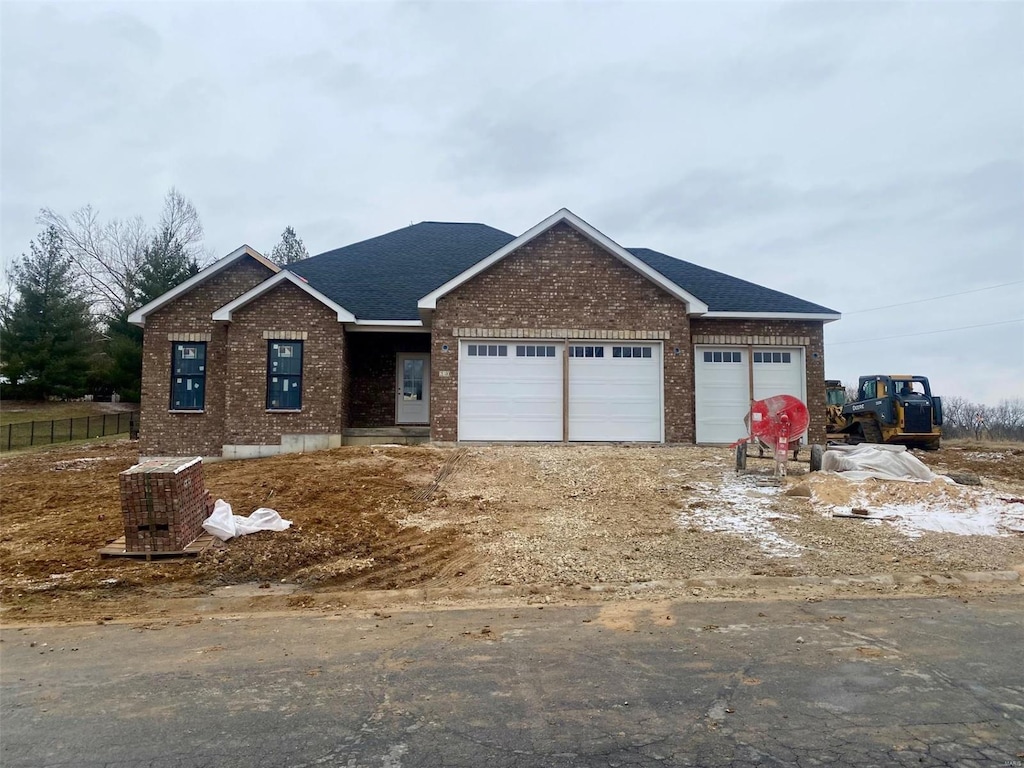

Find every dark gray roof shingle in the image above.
[286,221,838,320]
[287,222,515,321]
[628,247,839,315]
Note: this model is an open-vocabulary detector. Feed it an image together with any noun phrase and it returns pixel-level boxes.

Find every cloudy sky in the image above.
[2,1,1022,404]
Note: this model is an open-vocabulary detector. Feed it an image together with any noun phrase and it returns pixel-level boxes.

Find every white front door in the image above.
[396,353,430,424]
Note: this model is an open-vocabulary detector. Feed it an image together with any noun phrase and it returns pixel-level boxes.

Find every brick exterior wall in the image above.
[139,258,274,457]
[430,222,695,441]
[346,332,431,427]
[223,282,346,446]
[690,318,827,444]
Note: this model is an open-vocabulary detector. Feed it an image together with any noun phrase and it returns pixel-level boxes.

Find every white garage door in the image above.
[568,343,662,442]
[458,341,563,441]
[694,347,805,444]
[694,348,749,444]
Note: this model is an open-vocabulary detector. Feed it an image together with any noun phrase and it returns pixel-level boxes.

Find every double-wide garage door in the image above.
[458,341,662,442]
[693,346,805,444]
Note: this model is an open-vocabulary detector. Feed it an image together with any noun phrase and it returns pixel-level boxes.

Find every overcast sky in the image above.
[2,1,1022,405]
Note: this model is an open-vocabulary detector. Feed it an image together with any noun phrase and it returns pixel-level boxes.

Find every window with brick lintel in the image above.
[171,342,206,410]
[267,341,303,410]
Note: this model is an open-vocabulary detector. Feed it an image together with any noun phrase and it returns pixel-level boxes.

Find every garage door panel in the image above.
[569,344,661,442]
[694,348,749,444]
[459,343,562,441]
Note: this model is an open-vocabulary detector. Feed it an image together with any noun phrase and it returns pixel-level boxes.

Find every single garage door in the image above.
[568,343,661,441]
[694,346,805,444]
[458,341,563,441]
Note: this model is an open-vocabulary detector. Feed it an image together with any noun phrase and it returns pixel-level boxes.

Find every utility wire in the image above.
[843,280,1024,315]
[830,318,1023,345]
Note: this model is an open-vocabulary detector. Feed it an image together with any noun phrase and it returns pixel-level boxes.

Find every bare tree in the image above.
[36,188,208,322]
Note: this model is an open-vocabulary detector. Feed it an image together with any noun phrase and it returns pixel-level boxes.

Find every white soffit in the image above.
[416,208,710,315]
[702,311,842,323]
[128,245,279,327]
[211,270,357,323]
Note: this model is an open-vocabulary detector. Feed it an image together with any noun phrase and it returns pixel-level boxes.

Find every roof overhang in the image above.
[128,245,279,327]
[347,320,428,332]
[416,208,710,319]
[212,270,356,323]
[701,311,842,324]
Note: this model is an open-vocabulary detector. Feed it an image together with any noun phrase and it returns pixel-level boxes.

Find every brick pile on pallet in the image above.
[118,457,214,552]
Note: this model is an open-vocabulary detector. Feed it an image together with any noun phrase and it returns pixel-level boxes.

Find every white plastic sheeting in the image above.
[820,444,949,483]
[202,499,292,541]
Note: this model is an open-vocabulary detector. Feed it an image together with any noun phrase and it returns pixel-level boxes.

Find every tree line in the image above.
[0,189,308,402]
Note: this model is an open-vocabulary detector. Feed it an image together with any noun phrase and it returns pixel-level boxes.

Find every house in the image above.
[128,209,840,459]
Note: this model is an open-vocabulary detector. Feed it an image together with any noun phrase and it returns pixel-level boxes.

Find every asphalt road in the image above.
[2,595,1023,768]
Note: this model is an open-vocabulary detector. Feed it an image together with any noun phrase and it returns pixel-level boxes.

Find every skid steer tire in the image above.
[810,444,825,472]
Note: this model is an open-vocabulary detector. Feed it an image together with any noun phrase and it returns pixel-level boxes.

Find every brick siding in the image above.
[431,222,694,441]
[346,332,431,427]
[223,282,346,446]
[139,258,274,456]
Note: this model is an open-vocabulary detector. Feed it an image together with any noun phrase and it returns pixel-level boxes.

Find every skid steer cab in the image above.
[838,375,943,450]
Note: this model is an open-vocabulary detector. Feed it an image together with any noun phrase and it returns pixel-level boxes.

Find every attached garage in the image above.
[694,346,805,444]
[458,340,662,442]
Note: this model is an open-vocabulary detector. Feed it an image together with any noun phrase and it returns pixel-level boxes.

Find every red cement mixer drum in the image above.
[748,394,810,444]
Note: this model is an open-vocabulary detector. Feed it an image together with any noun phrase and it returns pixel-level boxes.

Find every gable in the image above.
[128,246,279,327]
[417,209,709,317]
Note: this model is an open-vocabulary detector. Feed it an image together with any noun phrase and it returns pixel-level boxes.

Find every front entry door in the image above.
[396,353,430,424]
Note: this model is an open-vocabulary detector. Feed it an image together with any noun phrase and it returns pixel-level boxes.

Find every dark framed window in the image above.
[568,345,604,358]
[171,342,206,410]
[754,351,791,364]
[466,344,507,357]
[519,345,558,357]
[703,350,741,363]
[267,341,303,410]
[613,346,653,359]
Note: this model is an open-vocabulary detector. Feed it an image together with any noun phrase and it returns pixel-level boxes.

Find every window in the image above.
[613,346,653,359]
[568,345,604,358]
[171,342,206,410]
[702,350,741,363]
[267,341,303,410]
[466,344,508,357]
[754,351,792,364]
[517,345,557,357]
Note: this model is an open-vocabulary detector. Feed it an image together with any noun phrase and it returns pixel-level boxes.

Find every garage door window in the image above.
[613,346,652,359]
[467,344,507,357]
[754,351,792,364]
[517,345,557,357]
[569,346,604,358]
[702,350,742,363]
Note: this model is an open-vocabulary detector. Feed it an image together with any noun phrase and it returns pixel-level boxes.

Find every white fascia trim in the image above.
[347,321,428,333]
[702,311,842,323]
[128,245,279,327]
[416,208,711,314]
[211,270,357,322]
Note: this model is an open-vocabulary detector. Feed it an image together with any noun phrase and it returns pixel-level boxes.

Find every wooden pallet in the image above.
[98,532,217,560]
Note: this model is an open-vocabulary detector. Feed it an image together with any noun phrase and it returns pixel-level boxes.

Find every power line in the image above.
[830,318,1023,345]
[844,280,1024,315]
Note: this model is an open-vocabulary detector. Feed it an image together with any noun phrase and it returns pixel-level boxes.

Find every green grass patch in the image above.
[0,400,136,427]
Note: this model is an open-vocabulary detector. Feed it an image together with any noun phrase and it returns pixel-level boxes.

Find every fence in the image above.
[1,410,138,452]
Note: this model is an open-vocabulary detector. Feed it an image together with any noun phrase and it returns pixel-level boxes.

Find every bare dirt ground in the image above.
[1,439,1022,623]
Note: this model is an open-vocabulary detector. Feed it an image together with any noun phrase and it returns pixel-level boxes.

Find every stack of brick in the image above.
[118,457,213,552]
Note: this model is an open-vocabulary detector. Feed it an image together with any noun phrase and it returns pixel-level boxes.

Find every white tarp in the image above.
[202,499,292,541]
[820,444,950,483]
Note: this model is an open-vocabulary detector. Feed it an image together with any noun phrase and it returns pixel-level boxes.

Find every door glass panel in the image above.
[403,359,424,401]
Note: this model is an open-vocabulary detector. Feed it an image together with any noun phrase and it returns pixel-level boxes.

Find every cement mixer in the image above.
[733,394,809,477]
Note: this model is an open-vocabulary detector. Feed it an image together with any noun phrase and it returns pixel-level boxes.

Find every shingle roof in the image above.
[287,222,515,321]
[287,221,837,320]
[628,247,839,315]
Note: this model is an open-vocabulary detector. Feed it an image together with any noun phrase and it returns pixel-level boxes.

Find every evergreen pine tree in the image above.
[0,226,96,399]
[270,225,309,265]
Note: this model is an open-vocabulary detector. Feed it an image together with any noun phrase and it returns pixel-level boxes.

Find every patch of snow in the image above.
[678,473,803,558]
[838,490,1024,539]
